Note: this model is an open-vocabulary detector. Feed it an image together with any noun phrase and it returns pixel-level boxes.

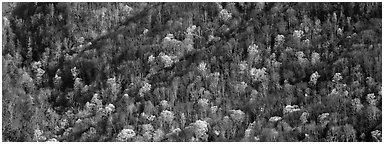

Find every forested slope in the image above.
[2,2,382,142]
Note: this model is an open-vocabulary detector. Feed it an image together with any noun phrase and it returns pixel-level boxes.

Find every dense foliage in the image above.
[2,2,382,142]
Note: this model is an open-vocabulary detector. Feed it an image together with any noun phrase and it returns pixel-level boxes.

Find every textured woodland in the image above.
[2,2,382,142]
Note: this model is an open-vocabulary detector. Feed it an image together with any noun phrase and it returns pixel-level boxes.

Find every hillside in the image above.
[2,2,382,142]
